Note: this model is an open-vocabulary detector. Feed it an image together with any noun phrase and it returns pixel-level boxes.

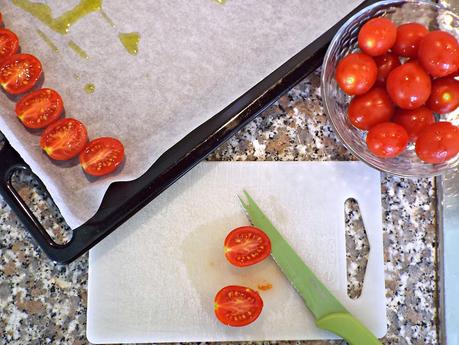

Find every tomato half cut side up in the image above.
[224,226,271,267]
[0,29,19,63]
[40,118,88,161]
[214,285,263,327]
[16,88,63,129]
[80,137,125,177]
[0,54,42,95]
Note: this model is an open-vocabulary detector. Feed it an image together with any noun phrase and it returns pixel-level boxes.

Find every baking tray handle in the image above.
[0,137,123,263]
[0,139,69,252]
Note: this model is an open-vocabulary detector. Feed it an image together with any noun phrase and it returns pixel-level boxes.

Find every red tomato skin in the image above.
[366,122,409,158]
[348,87,394,130]
[335,53,377,95]
[214,285,263,327]
[40,118,88,161]
[374,52,401,85]
[15,88,64,129]
[386,62,431,109]
[418,31,459,77]
[426,77,459,114]
[0,29,19,63]
[0,54,43,95]
[358,17,397,56]
[393,22,428,58]
[415,122,459,163]
[392,107,435,141]
[224,226,271,267]
[79,137,125,177]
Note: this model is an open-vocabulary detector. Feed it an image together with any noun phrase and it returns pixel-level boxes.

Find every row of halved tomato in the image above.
[0,14,124,177]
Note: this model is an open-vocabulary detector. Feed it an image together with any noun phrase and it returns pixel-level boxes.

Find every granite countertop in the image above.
[0,70,438,344]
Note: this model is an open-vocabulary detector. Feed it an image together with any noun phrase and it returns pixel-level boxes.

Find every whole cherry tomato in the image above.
[415,122,459,163]
[392,22,428,58]
[418,30,459,77]
[366,122,409,158]
[392,107,435,141]
[358,17,397,56]
[386,62,431,109]
[335,53,377,95]
[426,77,459,114]
[374,52,400,85]
[348,87,394,130]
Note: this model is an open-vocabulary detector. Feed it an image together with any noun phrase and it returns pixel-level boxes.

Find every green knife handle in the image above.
[316,312,382,345]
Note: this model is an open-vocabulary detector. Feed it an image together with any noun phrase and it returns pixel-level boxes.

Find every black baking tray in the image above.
[0,0,377,264]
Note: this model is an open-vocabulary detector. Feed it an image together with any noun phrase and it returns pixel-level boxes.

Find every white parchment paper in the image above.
[0,0,362,228]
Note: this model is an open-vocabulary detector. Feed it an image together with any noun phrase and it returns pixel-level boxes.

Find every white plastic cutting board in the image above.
[87,161,386,343]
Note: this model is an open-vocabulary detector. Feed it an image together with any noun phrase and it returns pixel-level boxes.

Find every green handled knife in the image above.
[239,191,382,345]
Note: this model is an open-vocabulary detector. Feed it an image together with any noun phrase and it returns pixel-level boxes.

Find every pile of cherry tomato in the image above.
[214,226,272,327]
[335,17,459,164]
[0,13,124,177]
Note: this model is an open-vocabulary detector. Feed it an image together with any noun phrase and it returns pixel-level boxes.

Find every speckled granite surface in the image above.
[0,70,438,344]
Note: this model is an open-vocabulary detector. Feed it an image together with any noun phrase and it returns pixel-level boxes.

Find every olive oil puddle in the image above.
[84,83,95,94]
[118,32,140,56]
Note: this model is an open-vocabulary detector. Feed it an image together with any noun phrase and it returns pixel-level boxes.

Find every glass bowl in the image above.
[321,0,459,177]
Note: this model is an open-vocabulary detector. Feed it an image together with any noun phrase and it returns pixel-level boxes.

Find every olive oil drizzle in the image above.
[36,29,59,53]
[68,40,89,59]
[12,0,102,34]
[99,9,115,28]
[13,0,141,56]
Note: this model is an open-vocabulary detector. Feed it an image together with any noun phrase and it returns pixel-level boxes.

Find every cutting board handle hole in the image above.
[344,197,370,300]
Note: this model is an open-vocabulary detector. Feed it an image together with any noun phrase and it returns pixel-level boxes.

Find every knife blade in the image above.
[239,191,382,345]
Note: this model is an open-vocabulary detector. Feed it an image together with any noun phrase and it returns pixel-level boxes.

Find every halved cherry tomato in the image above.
[40,118,88,161]
[392,22,428,58]
[392,107,435,141]
[79,137,124,176]
[224,226,271,267]
[366,122,409,158]
[0,54,42,95]
[426,77,459,114]
[386,62,431,109]
[335,53,377,95]
[214,285,263,327]
[0,29,19,63]
[418,31,459,77]
[15,88,63,129]
[348,87,394,130]
[415,122,459,164]
[374,52,400,85]
[358,17,397,56]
